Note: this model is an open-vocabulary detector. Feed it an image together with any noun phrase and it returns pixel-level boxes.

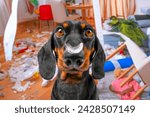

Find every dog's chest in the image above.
[52,76,96,100]
[57,79,88,100]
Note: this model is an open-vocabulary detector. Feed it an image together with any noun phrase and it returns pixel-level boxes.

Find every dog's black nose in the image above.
[64,56,84,68]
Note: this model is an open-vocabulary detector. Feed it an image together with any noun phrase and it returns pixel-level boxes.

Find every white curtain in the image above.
[0,0,10,36]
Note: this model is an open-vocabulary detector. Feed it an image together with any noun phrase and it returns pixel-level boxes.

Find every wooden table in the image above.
[65,4,93,20]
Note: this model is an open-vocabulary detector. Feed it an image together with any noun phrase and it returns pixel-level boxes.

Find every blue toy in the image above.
[104,57,133,72]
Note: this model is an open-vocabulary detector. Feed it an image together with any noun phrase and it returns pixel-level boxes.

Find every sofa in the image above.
[128,9,150,55]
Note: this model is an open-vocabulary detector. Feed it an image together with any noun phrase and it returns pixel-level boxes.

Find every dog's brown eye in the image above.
[55,28,65,38]
[85,29,94,38]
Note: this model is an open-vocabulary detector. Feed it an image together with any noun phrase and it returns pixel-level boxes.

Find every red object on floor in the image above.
[18,46,28,53]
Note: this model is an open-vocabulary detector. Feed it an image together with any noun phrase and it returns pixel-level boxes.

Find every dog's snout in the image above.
[64,58,72,66]
[76,58,84,66]
[65,33,81,47]
[65,33,83,54]
[64,57,84,67]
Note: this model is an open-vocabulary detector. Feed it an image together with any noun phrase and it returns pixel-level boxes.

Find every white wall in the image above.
[17,0,36,23]
[135,0,150,14]
[0,0,10,36]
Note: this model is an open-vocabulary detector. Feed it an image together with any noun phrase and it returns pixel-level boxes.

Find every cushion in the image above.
[128,15,150,28]
[134,15,150,20]
[136,20,150,28]
[147,27,150,35]
[141,7,150,15]
[141,27,150,35]
[128,15,150,20]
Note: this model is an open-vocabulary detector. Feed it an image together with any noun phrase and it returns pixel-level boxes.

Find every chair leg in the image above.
[117,65,135,79]
[106,43,126,61]
[54,22,58,27]
[39,20,42,33]
[50,20,55,31]
[120,69,138,87]
[52,21,54,29]
[131,85,147,100]
[47,20,50,27]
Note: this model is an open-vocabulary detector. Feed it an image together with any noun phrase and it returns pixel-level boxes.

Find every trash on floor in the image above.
[36,31,52,38]
[13,38,36,54]
[12,81,31,92]
[8,50,39,92]
[26,28,33,33]
[0,86,4,90]
[104,44,126,60]
[36,33,47,38]
[9,55,38,82]
[0,92,4,97]
[8,35,49,92]
[0,70,7,81]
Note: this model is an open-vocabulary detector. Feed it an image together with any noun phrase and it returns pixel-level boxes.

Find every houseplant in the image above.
[107,16,147,46]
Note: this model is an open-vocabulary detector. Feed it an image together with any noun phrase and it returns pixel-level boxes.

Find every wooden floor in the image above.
[0,19,95,100]
[0,20,55,100]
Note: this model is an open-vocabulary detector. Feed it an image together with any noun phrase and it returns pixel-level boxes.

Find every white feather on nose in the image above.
[65,43,83,54]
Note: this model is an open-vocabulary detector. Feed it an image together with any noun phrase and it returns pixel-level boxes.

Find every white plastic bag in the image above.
[3,0,19,61]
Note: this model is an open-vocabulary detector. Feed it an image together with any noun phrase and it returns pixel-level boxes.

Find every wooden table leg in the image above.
[81,8,86,20]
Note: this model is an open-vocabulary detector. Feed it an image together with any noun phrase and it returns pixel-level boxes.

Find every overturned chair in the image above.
[103,31,150,100]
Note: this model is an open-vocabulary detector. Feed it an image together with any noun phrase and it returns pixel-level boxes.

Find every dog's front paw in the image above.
[41,79,49,87]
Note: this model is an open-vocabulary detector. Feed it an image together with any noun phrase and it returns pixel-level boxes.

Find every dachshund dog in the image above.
[38,21,105,100]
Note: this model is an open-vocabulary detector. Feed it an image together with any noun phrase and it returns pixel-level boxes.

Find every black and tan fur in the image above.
[38,21,105,100]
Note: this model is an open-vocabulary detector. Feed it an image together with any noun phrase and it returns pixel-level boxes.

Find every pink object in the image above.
[110,77,141,100]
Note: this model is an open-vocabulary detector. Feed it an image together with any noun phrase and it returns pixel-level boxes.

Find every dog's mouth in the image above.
[57,59,89,74]
[65,68,81,74]
[59,65,82,74]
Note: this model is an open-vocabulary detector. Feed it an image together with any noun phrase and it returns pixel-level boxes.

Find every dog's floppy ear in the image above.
[92,36,105,79]
[38,34,56,80]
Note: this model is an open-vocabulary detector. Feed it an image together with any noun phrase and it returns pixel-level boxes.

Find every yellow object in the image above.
[114,68,124,78]
[34,72,39,78]
[34,9,39,15]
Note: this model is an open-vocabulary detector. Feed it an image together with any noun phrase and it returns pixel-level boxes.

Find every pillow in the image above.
[134,15,150,20]
[147,27,150,35]
[136,20,150,28]
[128,15,150,28]
[141,7,150,15]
